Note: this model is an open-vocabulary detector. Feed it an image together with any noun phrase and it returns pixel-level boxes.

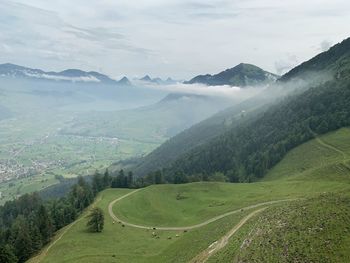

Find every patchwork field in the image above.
[29,128,350,262]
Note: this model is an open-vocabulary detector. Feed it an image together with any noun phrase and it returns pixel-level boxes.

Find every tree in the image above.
[10,216,33,262]
[37,205,53,243]
[154,170,163,184]
[86,208,104,233]
[0,244,17,263]
[174,171,188,184]
[103,169,111,188]
[92,172,103,195]
[127,171,134,188]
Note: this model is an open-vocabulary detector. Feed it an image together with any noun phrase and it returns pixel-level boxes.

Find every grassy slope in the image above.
[208,128,350,262]
[31,188,252,263]
[31,128,350,262]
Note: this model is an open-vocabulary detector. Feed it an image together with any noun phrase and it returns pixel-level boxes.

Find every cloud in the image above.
[274,55,299,75]
[24,72,100,82]
[320,40,333,51]
[140,82,264,100]
[2,0,350,79]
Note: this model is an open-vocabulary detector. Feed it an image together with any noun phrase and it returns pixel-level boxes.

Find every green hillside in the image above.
[30,128,350,262]
[132,85,287,177]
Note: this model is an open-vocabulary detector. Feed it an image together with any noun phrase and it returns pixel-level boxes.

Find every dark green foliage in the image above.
[111,169,135,188]
[70,176,94,212]
[86,207,104,233]
[0,244,17,263]
[164,78,350,181]
[10,216,33,263]
[0,174,101,262]
[36,205,53,243]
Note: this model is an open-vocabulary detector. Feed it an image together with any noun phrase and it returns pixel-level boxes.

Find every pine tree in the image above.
[37,205,53,244]
[0,244,17,263]
[103,169,111,188]
[86,208,104,233]
[10,216,33,262]
[127,171,134,188]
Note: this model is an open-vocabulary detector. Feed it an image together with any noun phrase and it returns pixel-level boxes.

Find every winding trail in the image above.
[30,196,102,263]
[189,207,267,263]
[108,189,295,231]
[310,128,350,170]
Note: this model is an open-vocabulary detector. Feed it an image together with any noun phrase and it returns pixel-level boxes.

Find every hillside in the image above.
[29,128,350,262]
[184,63,278,87]
[135,38,350,181]
[281,37,350,82]
[62,93,236,144]
[131,86,287,176]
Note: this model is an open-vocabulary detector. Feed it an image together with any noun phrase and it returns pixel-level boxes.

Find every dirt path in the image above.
[310,128,350,169]
[189,207,267,263]
[108,190,294,231]
[29,196,102,263]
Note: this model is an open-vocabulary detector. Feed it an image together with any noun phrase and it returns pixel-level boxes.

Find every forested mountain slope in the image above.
[131,87,287,176]
[136,37,350,181]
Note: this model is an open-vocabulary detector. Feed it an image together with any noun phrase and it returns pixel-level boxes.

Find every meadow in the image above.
[29,128,350,262]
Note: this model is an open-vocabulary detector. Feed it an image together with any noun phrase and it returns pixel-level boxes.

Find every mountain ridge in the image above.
[184,63,279,87]
[0,63,119,85]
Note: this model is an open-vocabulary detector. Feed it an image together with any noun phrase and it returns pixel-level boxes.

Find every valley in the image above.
[1,3,350,263]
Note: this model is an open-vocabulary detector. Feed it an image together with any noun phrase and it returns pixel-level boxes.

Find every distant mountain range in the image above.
[139,75,178,85]
[185,63,279,87]
[0,63,132,86]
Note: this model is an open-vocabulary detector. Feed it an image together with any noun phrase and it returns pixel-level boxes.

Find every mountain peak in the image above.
[185,63,279,87]
[117,76,132,86]
[140,75,152,81]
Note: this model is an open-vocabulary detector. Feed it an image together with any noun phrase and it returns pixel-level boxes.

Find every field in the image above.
[0,109,158,204]
[0,81,164,204]
[29,127,350,262]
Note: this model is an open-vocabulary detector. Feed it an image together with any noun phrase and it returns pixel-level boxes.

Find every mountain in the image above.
[0,63,117,84]
[117,76,132,86]
[139,75,178,85]
[280,37,350,82]
[184,63,279,87]
[133,37,350,181]
[140,75,152,82]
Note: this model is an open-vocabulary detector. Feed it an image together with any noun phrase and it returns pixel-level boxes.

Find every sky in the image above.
[1,0,350,79]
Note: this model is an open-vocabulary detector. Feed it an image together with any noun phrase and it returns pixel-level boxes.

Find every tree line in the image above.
[0,169,138,263]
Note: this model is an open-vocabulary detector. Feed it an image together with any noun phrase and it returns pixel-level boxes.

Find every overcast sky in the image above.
[1,0,350,79]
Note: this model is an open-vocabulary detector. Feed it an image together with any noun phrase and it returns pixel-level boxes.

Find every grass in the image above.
[208,194,350,263]
[30,127,350,262]
[0,174,59,205]
[30,189,251,263]
[113,180,347,227]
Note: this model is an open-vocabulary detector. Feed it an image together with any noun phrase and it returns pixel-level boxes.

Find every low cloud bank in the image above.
[141,82,265,100]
